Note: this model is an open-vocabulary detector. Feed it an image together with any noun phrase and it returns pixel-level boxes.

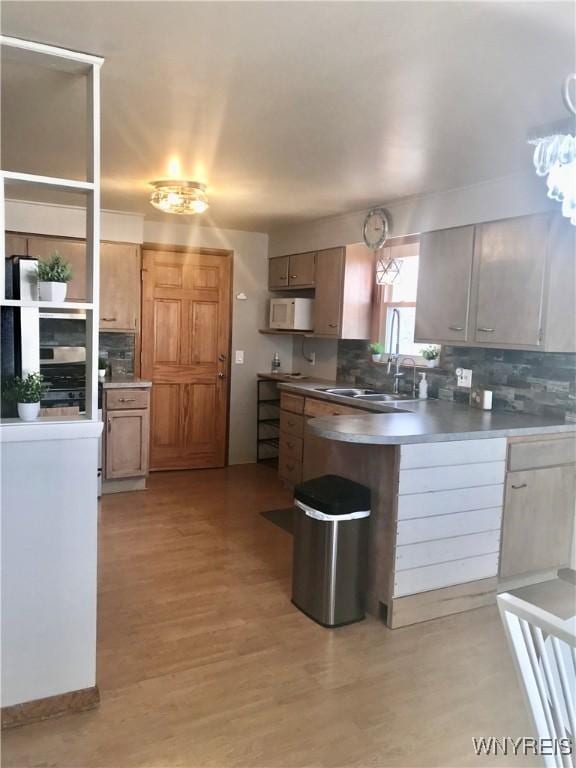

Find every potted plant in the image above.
[4,372,47,421]
[98,357,108,381]
[421,345,441,368]
[36,251,73,302]
[369,341,385,363]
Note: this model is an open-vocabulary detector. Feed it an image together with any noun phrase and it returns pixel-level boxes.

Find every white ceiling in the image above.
[1,1,574,232]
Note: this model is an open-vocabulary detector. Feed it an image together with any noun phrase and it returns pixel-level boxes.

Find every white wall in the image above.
[143,221,293,464]
[269,171,556,256]
[5,200,293,465]
[1,424,101,706]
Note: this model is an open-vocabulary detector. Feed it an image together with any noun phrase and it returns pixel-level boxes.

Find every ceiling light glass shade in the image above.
[150,180,209,215]
[531,74,576,225]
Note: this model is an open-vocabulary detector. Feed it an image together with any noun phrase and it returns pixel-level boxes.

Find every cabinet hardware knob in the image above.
[511,483,528,490]
[287,441,294,448]
[449,325,464,331]
[477,327,495,333]
[102,317,117,321]
[286,463,295,471]
[290,275,298,279]
[328,323,337,328]
[107,418,111,433]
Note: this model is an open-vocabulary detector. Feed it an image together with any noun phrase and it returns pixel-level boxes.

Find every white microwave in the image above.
[269,298,314,331]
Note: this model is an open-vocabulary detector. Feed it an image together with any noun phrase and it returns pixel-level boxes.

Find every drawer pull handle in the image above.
[118,397,136,403]
[477,327,495,333]
[449,325,464,331]
[107,418,112,433]
[328,323,337,328]
[102,317,117,322]
[511,483,528,490]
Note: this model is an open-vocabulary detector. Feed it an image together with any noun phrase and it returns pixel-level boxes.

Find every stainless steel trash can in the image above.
[291,475,370,627]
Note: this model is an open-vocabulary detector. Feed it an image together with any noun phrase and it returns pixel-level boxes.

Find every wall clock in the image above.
[362,207,390,250]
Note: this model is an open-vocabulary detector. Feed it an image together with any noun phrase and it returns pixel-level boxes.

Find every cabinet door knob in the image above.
[290,275,298,279]
[328,323,337,328]
[477,327,495,333]
[511,483,528,490]
[287,441,294,448]
[449,325,464,331]
[107,418,112,433]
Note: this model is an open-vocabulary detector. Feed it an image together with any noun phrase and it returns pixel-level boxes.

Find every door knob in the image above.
[219,353,226,362]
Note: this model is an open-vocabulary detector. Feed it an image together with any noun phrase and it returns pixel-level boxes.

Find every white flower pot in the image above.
[371,354,382,363]
[18,402,40,421]
[98,369,107,381]
[426,359,439,368]
[39,282,68,303]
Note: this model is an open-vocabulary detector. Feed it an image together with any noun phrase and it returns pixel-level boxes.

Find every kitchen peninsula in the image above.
[277,381,576,628]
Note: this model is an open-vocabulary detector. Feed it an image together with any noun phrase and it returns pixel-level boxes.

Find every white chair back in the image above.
[498,592,575,768]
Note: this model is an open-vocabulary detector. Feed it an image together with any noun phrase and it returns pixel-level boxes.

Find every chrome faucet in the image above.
[386,308,403,393]
[401,357,418,398]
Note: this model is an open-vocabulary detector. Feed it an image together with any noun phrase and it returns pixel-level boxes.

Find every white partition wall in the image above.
[0,37,105,712]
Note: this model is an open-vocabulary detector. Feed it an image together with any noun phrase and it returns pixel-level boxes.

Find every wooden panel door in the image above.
[268,256,289,290]
[499,465,576,578]
[313,247,345,336]
[415,226,474,343]
[27,237,87,301]
[472,214,549,346]
[141,247,232,470]
[288,252,315,287]
[100,243,141,331]
[105,409,149,478]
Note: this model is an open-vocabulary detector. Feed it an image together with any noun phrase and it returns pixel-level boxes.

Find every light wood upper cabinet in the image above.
[313,247,344,336]
[499,464,575,578]
[415,226,474,343]
[100,242,141,331]
[269,256,289,290]
[5,234,27,258]
[543,214,576,353]
[287,251,315,287]
[105,408,150,479]
[472,214,549,347]
[27,237,87,301]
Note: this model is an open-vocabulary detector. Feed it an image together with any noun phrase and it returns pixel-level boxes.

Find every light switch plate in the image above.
[235,350,244,364]
[456,367,473,388]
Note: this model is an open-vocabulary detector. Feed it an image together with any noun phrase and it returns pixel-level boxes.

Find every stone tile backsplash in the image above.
[39,319,135,375]
[337,341,576,422]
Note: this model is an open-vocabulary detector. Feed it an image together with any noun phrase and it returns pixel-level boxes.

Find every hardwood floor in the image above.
[3,465,534,768]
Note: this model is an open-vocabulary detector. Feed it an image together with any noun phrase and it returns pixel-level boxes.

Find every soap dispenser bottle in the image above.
[418,372,428,400]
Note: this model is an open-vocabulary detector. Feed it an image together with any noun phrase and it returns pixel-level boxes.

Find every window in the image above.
[377,238,428,361]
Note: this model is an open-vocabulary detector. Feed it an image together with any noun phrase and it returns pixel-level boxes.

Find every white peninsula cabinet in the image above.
[415,212,576,352]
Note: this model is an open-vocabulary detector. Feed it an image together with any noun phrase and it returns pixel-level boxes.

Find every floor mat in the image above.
[261,507,294,534]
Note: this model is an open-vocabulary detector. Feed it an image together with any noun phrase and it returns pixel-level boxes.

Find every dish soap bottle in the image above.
[418,372,428,400]
[271,351,281,374]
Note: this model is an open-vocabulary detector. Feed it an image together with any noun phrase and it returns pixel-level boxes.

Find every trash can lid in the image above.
[294,474,371,516]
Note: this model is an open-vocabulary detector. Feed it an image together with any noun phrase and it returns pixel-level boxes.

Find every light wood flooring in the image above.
[3,464,535,768]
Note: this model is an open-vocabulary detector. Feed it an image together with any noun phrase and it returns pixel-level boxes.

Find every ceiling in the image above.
[1,1,574,232]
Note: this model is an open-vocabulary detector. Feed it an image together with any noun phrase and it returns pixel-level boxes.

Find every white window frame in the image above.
[377,238,431,367]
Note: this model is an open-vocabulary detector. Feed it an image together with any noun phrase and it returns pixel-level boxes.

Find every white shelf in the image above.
[1,299,94,310]
[1,170,94,192]
[0,35,104,67]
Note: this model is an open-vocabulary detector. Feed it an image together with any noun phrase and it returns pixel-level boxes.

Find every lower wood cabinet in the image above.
[104,388,150,480]
[499,464,575,578]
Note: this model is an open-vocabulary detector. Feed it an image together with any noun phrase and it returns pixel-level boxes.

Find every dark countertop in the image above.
[275,379,575,445]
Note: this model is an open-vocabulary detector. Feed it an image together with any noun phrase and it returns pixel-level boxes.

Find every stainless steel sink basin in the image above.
[354,393,419,402]
[321,388,378,397]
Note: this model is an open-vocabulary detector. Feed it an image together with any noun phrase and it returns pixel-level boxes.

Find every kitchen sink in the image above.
[318,388,419,403]
[320,388,379,397]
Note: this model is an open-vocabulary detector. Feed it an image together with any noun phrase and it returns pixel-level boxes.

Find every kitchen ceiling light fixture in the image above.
[530,74,576,225]
[149,180,209,215]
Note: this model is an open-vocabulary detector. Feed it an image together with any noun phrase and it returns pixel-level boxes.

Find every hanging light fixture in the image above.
[530,74,576,225]
[149,180,209,215]
[375,252,402,285]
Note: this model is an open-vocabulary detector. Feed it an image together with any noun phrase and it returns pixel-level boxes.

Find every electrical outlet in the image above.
[456,367,473,388]
[235,350,244,364]
[309,352,316,366]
